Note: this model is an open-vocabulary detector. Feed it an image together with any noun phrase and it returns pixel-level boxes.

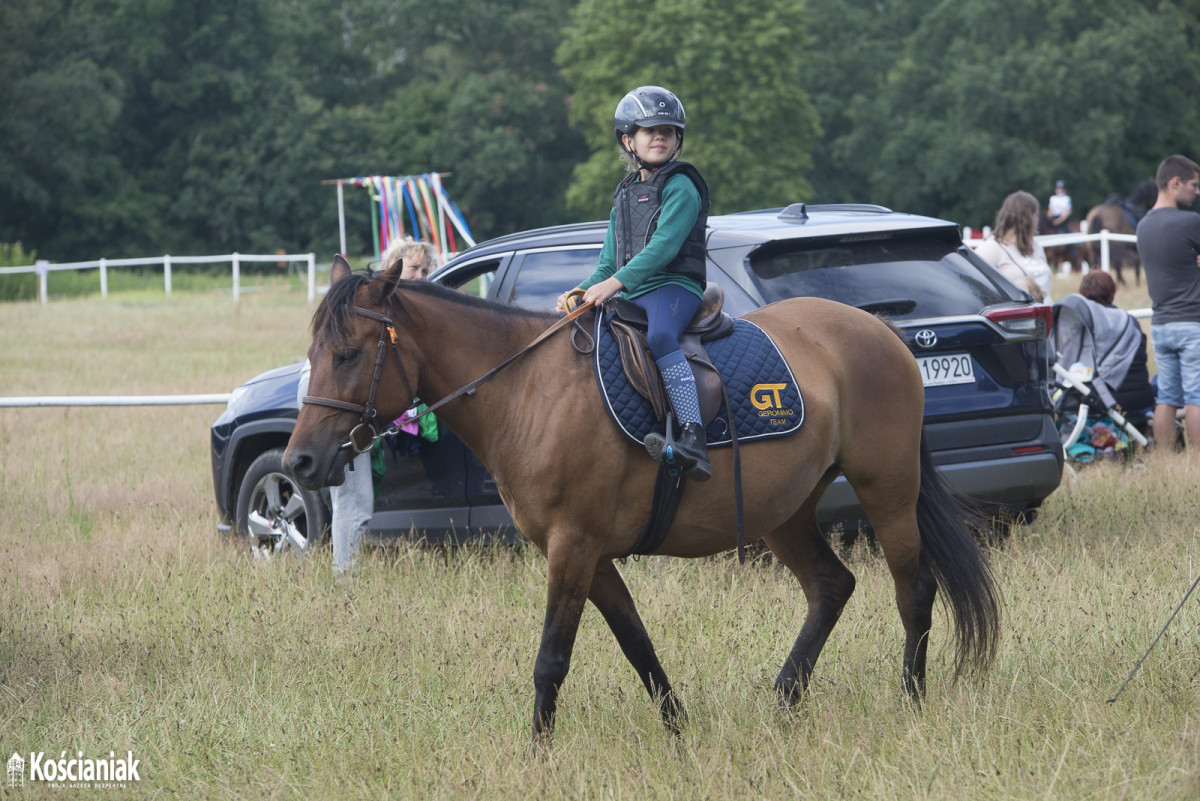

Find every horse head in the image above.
[283,254,419,491]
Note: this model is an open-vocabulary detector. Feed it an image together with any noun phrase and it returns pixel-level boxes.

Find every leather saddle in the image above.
[604,284,735,424]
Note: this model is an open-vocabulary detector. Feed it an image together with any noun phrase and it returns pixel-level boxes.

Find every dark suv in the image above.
[210,204,1063,552]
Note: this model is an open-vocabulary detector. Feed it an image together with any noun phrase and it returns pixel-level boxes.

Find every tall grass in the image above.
[1,281,1197,799]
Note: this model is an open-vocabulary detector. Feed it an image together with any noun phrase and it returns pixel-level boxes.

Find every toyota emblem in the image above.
[914,329,938,349]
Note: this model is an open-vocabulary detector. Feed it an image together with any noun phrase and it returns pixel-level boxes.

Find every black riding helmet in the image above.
[614,86,686,166]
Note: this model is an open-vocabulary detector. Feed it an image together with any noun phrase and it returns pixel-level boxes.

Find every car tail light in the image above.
[984,304,1052,338]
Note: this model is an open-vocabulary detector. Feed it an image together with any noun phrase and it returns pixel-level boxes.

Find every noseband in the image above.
[302,305,416,454]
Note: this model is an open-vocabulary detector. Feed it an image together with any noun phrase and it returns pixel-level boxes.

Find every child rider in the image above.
[555,85,712,480]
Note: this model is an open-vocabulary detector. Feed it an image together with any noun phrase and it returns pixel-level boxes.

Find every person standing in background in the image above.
[1136,154,1200,449]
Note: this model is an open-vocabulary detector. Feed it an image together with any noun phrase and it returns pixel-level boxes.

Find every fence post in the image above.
[307,253,316,303]
[232,252,240,303]
[1100,230,1111,273]
[99,257,108,298]
[164,254,172,296]
[337,182,347,257]
[36,260,49,305]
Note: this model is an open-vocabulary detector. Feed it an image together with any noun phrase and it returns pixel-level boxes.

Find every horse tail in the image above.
[915,433,1001,677]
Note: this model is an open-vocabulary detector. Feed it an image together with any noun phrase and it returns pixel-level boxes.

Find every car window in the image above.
[437,257,502,299]
[746,234,1017,319]
[505,248,601,312]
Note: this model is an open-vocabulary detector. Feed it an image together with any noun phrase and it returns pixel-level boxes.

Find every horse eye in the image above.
[335,348,361,367]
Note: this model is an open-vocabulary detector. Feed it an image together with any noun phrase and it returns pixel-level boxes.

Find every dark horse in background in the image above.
[1037,214,1081,275]
[1082,179,1156,286]
[284,256,1000,742]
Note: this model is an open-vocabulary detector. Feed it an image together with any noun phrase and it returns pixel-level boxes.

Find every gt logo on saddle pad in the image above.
[751,383,789,411]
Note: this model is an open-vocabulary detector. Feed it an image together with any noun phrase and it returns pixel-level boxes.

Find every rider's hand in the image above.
[582,276,624,306]
[554,291,575,315]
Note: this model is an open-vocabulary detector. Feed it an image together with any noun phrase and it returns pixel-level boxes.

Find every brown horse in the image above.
[283,255,1001,741]
[1037,214,1080,274]
[1082,180,1156,286]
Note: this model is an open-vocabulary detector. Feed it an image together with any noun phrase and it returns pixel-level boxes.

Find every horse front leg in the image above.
[531,543,597,744]
[588,560,684,734]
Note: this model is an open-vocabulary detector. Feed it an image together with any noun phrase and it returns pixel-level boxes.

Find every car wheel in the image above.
[235,447,330,555]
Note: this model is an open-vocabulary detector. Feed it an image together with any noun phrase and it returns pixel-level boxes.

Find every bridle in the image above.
[302,304,416,454]
[301,293,596,454]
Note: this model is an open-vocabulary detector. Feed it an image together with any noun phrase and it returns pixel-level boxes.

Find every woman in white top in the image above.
[974,190,1053,302]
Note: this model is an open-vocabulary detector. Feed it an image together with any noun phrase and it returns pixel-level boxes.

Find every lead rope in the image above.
[413,297,595,420]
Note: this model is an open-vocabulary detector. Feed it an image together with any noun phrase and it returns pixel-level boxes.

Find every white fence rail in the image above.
[0,394,232,408]
[964,228,1138,276]
[0,252,318,304]
[964,227,1151,318]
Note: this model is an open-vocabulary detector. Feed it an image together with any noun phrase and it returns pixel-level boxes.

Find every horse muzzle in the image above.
[283,442,351,490]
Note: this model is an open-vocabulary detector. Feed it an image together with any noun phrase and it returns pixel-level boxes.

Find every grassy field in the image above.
[1,278,1197,800]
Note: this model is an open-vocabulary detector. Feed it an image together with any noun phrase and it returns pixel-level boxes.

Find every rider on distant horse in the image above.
[1047,179,1073,235]
[556,86,712,480]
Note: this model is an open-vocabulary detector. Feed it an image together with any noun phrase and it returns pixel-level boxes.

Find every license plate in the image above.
[915,353,975,387]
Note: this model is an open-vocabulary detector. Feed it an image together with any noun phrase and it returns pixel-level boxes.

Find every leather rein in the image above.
[302,296,595,454]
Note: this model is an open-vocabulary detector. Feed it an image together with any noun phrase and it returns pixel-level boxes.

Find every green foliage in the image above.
[557,0,819,218]
[0,242,35,268]
[0,242,38,301]
[805,0,1200,226]
[0,0,124,254]
[4,0,1200,265]
[372,0,586,236]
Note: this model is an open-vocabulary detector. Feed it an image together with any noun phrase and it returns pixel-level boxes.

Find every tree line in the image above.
[3,0,1198,263]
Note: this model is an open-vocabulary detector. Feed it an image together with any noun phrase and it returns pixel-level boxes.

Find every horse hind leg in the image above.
[587,560,684,733]
[841,459,938,701]
[763,496,857,706]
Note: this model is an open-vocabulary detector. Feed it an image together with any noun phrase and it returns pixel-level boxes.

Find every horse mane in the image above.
[1127,179,1157,211]
[398,279,559,324]
[310,269,374,344]
[310,268,558,345]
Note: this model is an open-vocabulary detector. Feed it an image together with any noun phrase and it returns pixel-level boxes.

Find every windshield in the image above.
[747,234,1020,319]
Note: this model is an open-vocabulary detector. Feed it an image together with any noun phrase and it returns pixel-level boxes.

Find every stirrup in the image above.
[677,422,711,482]
[644,414,710,481]
[644,413,683,477]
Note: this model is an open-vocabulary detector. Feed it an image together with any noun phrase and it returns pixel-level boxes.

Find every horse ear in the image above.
[331,254,352,284]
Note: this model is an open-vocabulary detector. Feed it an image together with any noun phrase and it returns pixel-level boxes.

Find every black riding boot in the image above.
[644,421,711,482]
[676,422,711,481]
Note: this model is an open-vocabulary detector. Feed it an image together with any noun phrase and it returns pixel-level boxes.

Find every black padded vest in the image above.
[613,161,710,287]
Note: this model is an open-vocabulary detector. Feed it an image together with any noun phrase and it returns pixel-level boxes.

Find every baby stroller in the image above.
[1050,294,1154,463]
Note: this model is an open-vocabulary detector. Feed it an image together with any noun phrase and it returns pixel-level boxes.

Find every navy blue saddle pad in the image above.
[594,309,805,448]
